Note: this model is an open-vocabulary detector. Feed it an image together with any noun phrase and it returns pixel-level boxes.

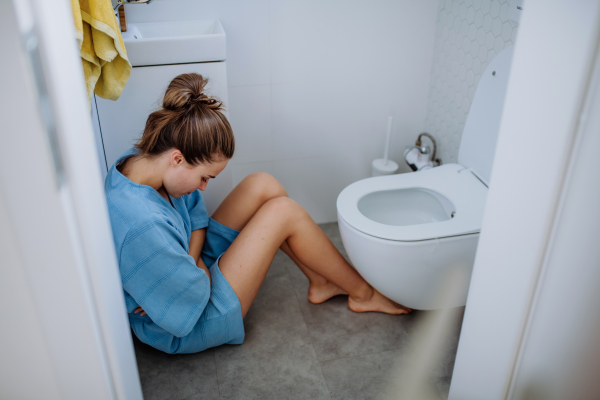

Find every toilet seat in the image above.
[337,164,488,242]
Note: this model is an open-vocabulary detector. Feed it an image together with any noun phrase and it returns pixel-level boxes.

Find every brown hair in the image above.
[135,73,234,165]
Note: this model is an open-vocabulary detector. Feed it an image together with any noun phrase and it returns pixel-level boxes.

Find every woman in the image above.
[105,73,410,355]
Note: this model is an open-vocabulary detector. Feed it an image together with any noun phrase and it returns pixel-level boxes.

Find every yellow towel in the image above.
[71,0,131,107]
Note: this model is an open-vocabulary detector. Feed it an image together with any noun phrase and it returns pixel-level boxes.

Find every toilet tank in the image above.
[458,46,515,186]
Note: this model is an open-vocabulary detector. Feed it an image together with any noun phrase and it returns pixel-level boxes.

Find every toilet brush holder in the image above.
[371,116,399,177]
[372,159,399,176]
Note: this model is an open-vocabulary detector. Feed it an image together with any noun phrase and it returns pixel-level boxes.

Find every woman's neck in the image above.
[121,154,165,192]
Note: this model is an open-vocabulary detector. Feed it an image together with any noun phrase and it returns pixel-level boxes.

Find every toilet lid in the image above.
[336,164,488,241]
[458,45,514,186]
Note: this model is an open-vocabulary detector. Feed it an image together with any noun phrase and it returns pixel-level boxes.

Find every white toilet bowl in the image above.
[336,46,515,309]
[337,164,486,309]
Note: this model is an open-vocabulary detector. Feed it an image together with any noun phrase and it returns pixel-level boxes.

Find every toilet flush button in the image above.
[509,0,524,23]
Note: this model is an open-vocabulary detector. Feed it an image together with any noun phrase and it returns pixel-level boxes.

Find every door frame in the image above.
[2,0,143,398]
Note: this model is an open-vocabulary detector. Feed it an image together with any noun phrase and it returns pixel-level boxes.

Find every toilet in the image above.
[337,46,514,310]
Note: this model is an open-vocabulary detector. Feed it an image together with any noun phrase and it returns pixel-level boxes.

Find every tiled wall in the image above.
[125,0,439,223]
[424,0,519,164]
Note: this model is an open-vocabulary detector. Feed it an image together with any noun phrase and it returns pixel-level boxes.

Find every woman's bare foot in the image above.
[348,288,412,315]
[308,280,348,304]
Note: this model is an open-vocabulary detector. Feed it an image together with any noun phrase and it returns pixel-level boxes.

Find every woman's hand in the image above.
[189,228,207,264]
[134,306,147,316]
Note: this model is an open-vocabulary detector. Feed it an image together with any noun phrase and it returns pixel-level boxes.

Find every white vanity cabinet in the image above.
[94,61,232,215]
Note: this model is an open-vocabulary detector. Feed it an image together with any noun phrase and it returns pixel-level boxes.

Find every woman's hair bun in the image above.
[162,73,223,111]
[136,72,235,164]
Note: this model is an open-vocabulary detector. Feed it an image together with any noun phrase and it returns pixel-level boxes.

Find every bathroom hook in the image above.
[415,132,442,166]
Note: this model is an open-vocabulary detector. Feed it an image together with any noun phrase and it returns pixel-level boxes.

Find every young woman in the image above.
[105,73,410,355]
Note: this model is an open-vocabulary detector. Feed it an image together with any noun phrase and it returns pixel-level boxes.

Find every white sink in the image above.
[121,19,226,66]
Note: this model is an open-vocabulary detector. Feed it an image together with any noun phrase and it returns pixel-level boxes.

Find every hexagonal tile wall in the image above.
[424,0,519,164]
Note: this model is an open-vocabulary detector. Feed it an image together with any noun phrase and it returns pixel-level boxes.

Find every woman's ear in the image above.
[171,150,184,166]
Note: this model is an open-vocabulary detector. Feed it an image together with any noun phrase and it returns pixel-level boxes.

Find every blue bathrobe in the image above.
[105,148,245,354]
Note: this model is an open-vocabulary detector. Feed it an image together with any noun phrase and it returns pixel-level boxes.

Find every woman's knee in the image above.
[260,196,308,224]
[242,172,287,202]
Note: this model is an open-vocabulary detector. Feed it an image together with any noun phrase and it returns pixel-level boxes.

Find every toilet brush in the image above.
[372,116,399,177]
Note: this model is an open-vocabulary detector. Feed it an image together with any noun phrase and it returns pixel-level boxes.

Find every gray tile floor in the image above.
[132,222,465,400]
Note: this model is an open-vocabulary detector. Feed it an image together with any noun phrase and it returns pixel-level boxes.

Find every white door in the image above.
[449,1,600,399]
[1,0,142,399]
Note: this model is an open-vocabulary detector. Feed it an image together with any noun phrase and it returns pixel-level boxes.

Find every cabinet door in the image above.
[96,62,232,214]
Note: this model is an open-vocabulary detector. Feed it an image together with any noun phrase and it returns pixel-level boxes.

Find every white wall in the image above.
[424,0,519,164]
[124,0,439,223]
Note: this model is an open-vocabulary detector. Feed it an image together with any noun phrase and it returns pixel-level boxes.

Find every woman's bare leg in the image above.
[218,196,410,317]
[211,172,346,303]
[279,240,347,304]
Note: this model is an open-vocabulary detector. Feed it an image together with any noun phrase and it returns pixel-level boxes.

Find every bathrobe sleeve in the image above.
[120,216,210,337]
[184,189,209,231]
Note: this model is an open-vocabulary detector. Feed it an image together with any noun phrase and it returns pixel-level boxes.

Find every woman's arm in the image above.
[134,227,211,317]
[189,228,211,281]
[125,219,211,336]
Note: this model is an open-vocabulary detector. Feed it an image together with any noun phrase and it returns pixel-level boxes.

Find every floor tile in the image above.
[298,296,413,362]
[391,307,465,400]
[265,249,290,280]
[216,356,330,400]
[132,336,220,400]
[214,269,330,400]
[320,349,441,400]
[430,308,465,399]
[216,273,314,363]
[285,222,414,362]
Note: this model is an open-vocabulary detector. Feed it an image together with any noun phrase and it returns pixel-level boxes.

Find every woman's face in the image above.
[163,152,228,198]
